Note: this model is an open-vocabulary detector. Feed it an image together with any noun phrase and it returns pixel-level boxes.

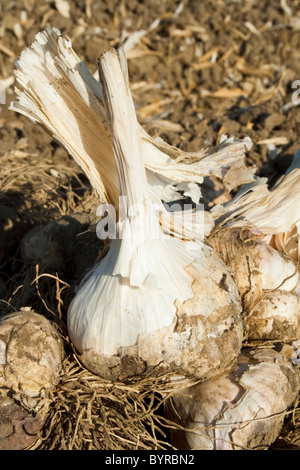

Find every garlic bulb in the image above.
[210,150,300,342]
[66,49,243,382]
[165,347,300,450]
[0,308,64,408]
[10,27,254,242]
[0,308,64,449]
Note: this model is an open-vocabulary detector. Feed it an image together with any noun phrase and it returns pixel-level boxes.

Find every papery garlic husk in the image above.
[0,308,64,449]
[165,347,300,450]
[271,225,298,262]
[211,152,300,261]
[67,49,244,383]
[9,27,255,242]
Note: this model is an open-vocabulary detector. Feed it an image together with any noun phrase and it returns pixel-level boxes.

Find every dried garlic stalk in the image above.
[10,27,254,241]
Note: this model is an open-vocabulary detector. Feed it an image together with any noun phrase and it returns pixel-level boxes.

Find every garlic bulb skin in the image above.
[67,49,244,383]
[209,227,300,342]
[165,348,300,450]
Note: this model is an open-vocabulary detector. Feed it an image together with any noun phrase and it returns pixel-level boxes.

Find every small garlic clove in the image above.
[165,347,300,450]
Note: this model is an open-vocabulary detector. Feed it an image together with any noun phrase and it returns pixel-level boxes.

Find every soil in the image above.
[0,0,300,450]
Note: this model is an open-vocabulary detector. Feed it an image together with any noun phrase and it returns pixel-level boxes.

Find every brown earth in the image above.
[0,0,300,450]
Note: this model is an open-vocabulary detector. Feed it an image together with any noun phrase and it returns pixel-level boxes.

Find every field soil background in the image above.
[1,0,300,450]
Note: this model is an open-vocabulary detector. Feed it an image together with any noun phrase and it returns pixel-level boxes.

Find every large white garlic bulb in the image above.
[9,28,255,383]
[66,50,243,382]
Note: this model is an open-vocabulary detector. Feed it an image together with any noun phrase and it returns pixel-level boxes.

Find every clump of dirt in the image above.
[0,0,300,450]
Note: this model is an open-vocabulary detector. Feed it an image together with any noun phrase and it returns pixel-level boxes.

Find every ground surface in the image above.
[1,0,300,450]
